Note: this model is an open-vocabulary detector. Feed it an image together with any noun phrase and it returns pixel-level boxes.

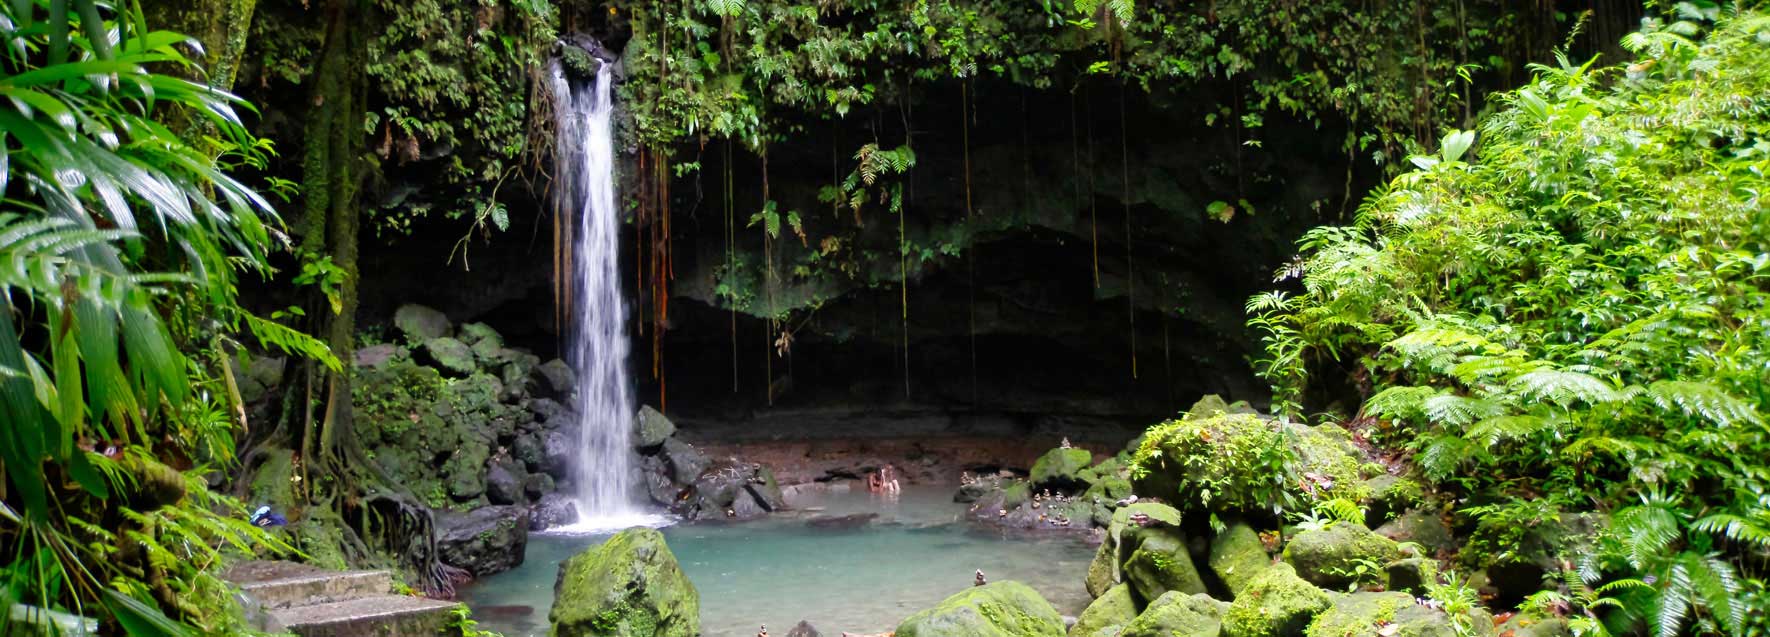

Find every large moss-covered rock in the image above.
[1123,529,1208,603]
[894,581,1065,637]
[422,337,477,377]
[1086,540,1119,598]
[1086,503,1187,597]
[1222,564,1332,637]
[1123,592,1230,637]
[1030,447,1094,491]
[551,528,699,637]
[1211,522,1274,596]
[1495,614,1571,637]
[1186,394,1234,420]
[1357,475,1424,524]
[1133,414,1365,515]
[1069,584,1137,637]
[393,303,451,341]
[1283,523,1402,589]
[1306,592,1460,637]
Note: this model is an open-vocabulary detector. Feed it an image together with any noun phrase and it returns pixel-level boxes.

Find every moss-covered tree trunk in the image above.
[144,0,259,90]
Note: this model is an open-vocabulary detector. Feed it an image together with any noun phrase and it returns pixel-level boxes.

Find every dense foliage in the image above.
[0,0,316,633]
[1249,8,1770,636]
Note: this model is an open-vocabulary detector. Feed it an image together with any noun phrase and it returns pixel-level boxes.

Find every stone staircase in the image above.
[224,561,462,637]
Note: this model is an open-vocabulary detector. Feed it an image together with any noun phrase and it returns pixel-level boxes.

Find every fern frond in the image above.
[1645,380,1762,427]
[1509,368,1621,406]
[1467,414,1555,446]
[1423,394,1504,427]
[1692,513,1770,550]
[1364,386,1437,422]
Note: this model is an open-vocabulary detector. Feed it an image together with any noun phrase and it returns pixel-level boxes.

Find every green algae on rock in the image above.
[1069,583,1138,637]
[1222,564,1332,637]
[895,581,1066,637]
[551,528,699,637]
[1123,591,1230,637]
[1211,522,1274,596]
[1283,523,1403,590]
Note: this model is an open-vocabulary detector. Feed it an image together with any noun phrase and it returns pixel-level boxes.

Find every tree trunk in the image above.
[144,0,260,91]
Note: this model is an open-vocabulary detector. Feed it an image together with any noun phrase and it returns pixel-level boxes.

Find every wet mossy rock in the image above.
[1210,522,1274,596]
[551,527,699,637]
[1496,614,1572,637]
[1123,591,1230,637]
[1069,583,1137,637]
[1222,564,1332,637]
[422,337,477,377]
[1375,510,1456,556]
[1086,503,1191,599]
[1133,414,1366,515]
[1030,447,1094,491]
[1123,529,1209,603]
[437,505,530,576]
[393,303,451,341]
[635,406,676,449]
[1306,592,1461,637]
[894,581,1066,637]
[1283,523,1403,589]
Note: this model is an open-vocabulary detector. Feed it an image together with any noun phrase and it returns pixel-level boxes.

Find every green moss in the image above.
[895,581,1065,637]
[1124,530,1208,603]
[1283,524,1403,590]
[1070,584,1138,637]
[1223,564,1332,637]
[1030,447,1094,489]
[551,528,698,637]
[1123,592,1230,637]
[1210,522,1274,596]
[1307,592,1461,637]
[1132,414,1298,514]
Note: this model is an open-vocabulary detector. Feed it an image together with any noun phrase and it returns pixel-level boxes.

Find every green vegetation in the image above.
[1248,7,1770,636]
[0,0,309,632]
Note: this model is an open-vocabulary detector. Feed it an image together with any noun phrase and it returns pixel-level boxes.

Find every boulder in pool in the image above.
[1030,447,1093,491]
[1123,591,1229,637]
[1069,583,1137,637]
[551,527,699,637]
[895,581,1065,637]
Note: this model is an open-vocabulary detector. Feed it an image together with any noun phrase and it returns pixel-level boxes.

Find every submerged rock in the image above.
[895,581,1065,637]
[805,513,878,530]
[1210,522,1273,597]
[786,621,822,637]
[1283,523,1402,589]
[1123,591,1229,637]
[393,303,451,341]
[437,505,529,576]
[1069,583,1137,637]
[551,527,699,637]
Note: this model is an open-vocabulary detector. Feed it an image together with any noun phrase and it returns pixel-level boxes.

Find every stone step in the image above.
[233,566,395,610]
[268,595,462,637]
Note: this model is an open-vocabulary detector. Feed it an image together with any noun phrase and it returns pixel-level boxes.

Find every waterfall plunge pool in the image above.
[459,484,1096,637]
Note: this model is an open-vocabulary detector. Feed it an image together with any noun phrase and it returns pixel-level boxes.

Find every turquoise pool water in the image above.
[459,485,1096,637]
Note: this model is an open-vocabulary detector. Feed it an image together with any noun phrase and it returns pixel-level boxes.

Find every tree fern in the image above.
[1508,368,1622,406]
[1644,380,1762,428]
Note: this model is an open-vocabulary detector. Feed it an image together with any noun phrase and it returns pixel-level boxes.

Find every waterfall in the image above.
[549,54,665,531]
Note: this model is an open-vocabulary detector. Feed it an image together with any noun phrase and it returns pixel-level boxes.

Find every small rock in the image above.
[353,344,401,369]
[785,621,821,637]
[530,493,578,530]
[512,434,546,472]
[486,459,527,506]
[660,438,709,485]
[524,472,555,500]
[635,405,676,450]
[458,322,502,348]
[1385,557,1433,595]
[543,431,575,479]
[535,359,575,398]
[421,337,477,377]
[393,304,451,341]
[805,513,878,530]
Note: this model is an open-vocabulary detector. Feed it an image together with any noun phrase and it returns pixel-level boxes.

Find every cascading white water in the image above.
[549,55,666,532]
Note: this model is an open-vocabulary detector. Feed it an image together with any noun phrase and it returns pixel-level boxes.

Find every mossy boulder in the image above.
[459,322,502,347]
[1030,447,1094,491]
[1283,523,1402,589]
[894,581,1065,637]
[1358,475,1425,523]
[1375,510,1456,556]
[1211,522,1274,596]
[1123,529,1208,603]
[635,406,676,449]
[1069,584,1137,637]
[393,303,451,341]
[1186,394,1234,420]
[1306,592,1460,637]
[1123,592,1230,637]
[1133,414,1364,515]
[1496,614,1571,637]
[1222,564,1332,637]
[550,527,699,637]
[1383,558,1433,595]
[1086,540,1119,598]
[422,337,478,377]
